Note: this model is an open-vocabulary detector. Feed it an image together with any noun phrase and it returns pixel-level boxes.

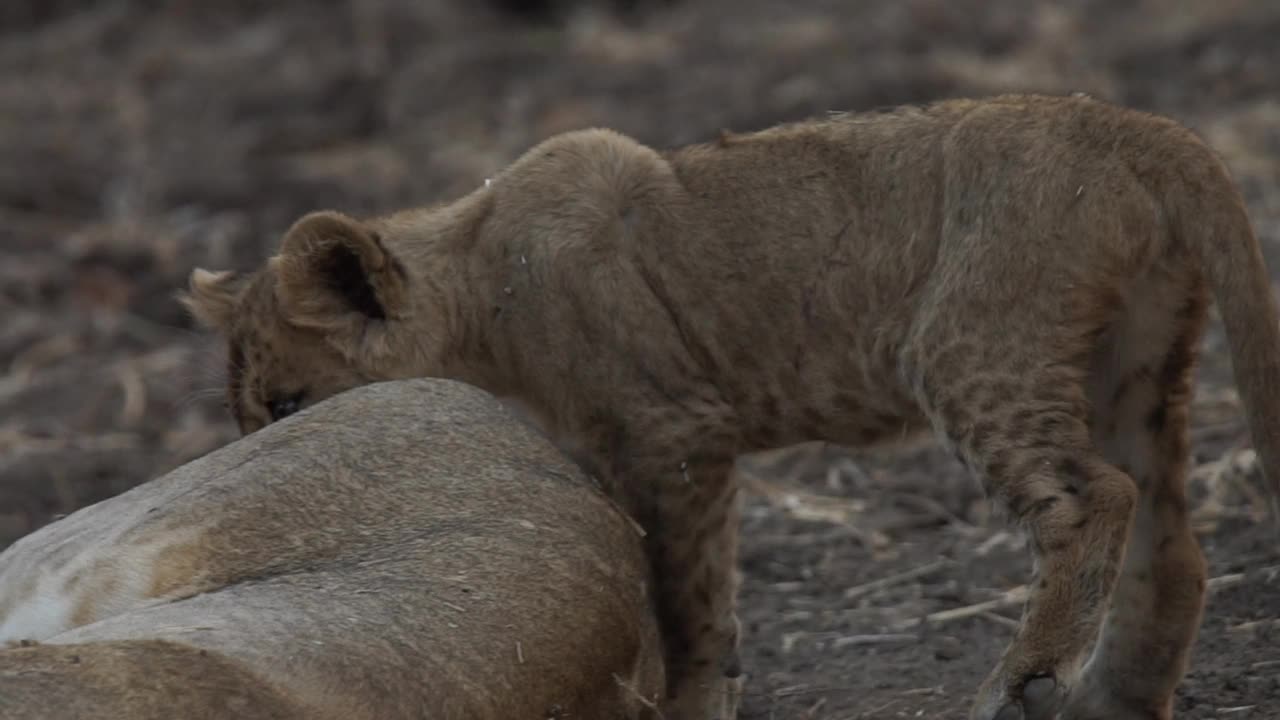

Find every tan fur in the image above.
[0,380,665,720]
[185,93,1280,720]
[0,640,313,719]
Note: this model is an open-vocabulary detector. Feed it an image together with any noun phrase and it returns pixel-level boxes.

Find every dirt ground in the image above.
[2,1,1278,717]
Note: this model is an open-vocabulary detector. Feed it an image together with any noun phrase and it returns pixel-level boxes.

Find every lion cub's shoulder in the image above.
[485,127,682,238]
[498,128,676,195]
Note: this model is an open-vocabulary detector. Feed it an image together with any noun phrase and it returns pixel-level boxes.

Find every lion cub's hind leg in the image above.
[1064,272,1210,720]
[906,308,1139,720]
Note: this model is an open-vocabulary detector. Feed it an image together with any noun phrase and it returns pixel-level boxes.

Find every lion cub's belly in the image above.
[732,354,928,453]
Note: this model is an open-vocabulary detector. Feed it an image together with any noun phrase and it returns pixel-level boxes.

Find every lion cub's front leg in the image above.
[614,455,744,720]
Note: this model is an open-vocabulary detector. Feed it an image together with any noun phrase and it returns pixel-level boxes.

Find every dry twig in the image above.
[842,559,952,601]
[1230,619,1280,633]
[891,585,1029,631]
[613,673,665,718]
[831,633,918,649]
[892,564,1280,632]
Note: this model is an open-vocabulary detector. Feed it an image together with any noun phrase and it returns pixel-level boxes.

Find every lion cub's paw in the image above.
[665,670,743,720]
[974,673,1066,720]
[720,672,744,720]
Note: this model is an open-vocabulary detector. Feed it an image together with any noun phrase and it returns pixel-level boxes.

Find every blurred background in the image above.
[1,0,1278,716]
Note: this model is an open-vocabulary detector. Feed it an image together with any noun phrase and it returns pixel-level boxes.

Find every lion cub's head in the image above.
[182,211,420,435]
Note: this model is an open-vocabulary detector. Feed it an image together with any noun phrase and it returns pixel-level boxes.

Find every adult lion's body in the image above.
[186,93,1280,720]
[0,380,664,720]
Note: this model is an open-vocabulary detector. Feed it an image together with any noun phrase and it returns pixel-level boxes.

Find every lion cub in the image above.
[185,93,1280,720]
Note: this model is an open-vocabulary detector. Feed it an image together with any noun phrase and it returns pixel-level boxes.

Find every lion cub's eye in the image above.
[266,392,304,422]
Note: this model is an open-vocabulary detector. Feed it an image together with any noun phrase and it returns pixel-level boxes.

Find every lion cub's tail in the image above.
[1155,132,1280,523]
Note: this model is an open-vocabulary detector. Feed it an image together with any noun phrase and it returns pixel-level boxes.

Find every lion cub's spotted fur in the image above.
[186,93,1280,720]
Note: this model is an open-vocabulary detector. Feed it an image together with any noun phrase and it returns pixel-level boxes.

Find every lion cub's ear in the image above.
[274,211,410,331]
[180,269,243,331]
